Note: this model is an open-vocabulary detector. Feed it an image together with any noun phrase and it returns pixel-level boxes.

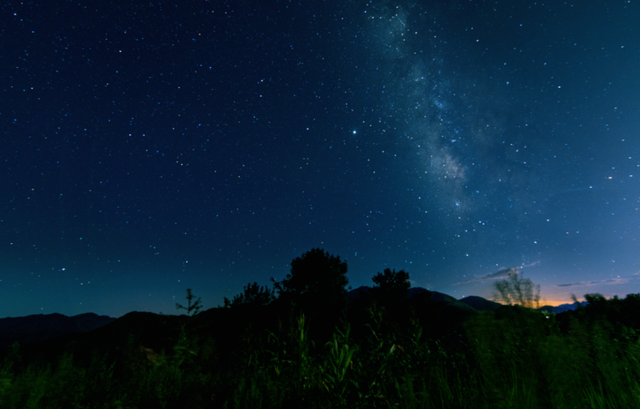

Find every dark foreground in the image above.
[0,293,639,409]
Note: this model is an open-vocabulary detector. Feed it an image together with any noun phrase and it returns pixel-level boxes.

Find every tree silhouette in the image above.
[370,268,410,306]
[223,282,275,308]
[176,288,203,317]
[271,248,349,311]
[492,268,540,309]
[584,293,607,310]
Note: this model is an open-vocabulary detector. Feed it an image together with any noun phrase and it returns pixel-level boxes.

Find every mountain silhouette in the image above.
[0,288,581,364]
[0,312,116,350]
[459,296,502,312]
[540,301,588,313]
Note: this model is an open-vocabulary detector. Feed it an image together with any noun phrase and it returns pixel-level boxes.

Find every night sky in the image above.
[2,1,639,318]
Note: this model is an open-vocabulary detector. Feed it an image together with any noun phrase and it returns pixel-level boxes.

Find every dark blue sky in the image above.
[2,0,639,318]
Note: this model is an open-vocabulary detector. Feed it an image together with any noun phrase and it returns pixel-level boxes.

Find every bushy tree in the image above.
[584,293,607,310]
[223,282,275,308]
[271,248,349,310]
[370,268,410,306]
[492,268,540,309]
[578,293,640,332]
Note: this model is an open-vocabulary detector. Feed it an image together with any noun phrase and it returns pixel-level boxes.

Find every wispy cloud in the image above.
[557,277,630,288]
[453,261,541,286]
[454,267,517,286]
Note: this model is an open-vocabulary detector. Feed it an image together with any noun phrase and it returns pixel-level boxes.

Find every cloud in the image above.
[453,267,517,286]
[454,261,541,286]
[521,260,541,268]
[557,277,630,288]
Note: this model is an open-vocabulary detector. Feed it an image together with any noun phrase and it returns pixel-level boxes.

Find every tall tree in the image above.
[271,248,349,311]
[370,268,410,306]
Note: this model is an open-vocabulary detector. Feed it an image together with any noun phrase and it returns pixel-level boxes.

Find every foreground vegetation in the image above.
[1,249,639,408]
[0,293,639,409]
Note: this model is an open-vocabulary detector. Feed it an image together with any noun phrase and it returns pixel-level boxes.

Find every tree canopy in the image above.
[370,268,410,306]
[271,248,349,310]
[223,282,275,308]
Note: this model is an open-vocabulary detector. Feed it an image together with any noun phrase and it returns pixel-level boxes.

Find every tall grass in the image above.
[0,304,639,408]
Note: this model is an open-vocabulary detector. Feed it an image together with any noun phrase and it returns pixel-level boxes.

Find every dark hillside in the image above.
[459,296,502,312]
[0,313,115,350]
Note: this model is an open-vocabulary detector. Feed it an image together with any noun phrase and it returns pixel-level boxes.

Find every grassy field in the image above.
[1,296,639,409]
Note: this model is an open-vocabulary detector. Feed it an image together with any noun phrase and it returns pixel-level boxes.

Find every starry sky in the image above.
[1,0,639,318]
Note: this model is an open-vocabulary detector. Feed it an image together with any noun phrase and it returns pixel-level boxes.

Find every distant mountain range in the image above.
[0,312,116,350]
[540,301,588,313]
[347,286,581,314]
[0,288,585,351]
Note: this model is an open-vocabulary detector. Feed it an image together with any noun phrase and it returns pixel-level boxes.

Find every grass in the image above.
[0,303,639,408]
